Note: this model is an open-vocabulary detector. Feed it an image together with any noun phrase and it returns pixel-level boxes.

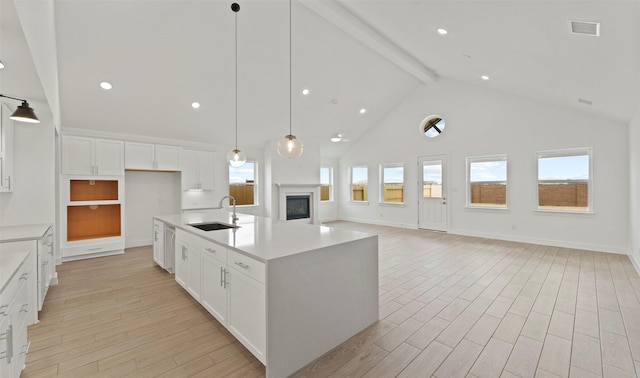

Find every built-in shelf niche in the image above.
[67,204,121,241]
[70,179,118,201]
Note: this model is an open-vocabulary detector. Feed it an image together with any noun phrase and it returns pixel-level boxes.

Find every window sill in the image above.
[465,205,509,211]
[320,200,334,204]
[235,204,259,209]
[534,208,594,215]
[379,202,405,207]
[349,201,369,205]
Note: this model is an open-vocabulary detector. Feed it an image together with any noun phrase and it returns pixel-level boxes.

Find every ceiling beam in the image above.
[300,0,437,85]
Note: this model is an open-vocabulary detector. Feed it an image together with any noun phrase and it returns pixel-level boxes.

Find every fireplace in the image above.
[276,183,320,224]
[286,195,311,220]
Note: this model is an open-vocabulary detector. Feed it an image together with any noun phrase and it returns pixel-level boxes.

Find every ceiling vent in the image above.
[569,20,600,36]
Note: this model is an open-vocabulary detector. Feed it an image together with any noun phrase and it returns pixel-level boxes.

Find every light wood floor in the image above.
[23,222,640,377]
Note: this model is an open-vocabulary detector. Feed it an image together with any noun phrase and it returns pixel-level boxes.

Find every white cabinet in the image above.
[173,229,265,363]
[201,246,228,325]
[227,264,266,362]
[174,234,201,301]
[37,227,54,311]
[0,104,14,192]
[125,142,180,171]
[62,136,124,176]
[181,150,214,191]
[152,219,165,268]
[0,250,36,378]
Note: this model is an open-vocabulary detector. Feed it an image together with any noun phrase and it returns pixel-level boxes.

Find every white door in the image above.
[201,253,227,325]
[227,269,266,363]
[418,155,448,231]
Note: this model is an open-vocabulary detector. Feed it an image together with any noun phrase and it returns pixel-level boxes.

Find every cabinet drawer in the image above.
[228,250,265,284]
[63,240,124,258]
[201,241,227,264]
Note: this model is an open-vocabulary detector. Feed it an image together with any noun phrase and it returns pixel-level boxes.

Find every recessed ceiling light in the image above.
[437,28,448,35]
[191,102,200,109]
[359,108,366,114]
[99,81,112,90]
[330,136,341,142]
[302,88,310,95]
[0,60,4,69]
[481,75,490,81]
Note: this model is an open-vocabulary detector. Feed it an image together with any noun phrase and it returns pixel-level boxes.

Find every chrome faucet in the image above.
[218,195,238,224]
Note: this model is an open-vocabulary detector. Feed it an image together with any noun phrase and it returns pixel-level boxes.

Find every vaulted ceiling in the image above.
[2,0,640,158]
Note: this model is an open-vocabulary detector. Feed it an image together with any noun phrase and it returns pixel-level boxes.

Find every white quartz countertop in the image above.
[0,223,52,243]
[155,210,375,262]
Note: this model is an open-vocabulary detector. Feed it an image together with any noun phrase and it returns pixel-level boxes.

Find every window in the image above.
[320,166,333,201]
[467,155,508,208]
[380,163,404,203]
[350,166,368,202]
[229,161,257,206]
[536,148,591,212]
[422,161,443,198]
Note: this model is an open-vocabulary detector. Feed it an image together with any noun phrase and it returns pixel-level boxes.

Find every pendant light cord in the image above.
[289,0,292,136]
[235,9,239,150]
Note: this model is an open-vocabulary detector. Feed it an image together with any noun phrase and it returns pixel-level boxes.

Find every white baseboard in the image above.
[449,228,628,255]
[630,252,640,276]
[338,217,417,230]
[126,239,152,249]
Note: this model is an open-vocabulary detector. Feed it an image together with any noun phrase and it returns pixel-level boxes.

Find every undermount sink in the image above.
[189,222,238,231]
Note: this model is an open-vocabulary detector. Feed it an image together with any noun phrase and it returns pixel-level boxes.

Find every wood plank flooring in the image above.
[23,222,640,377]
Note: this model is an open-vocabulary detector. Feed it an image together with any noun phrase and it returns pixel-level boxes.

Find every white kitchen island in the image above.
[155,210,379,378]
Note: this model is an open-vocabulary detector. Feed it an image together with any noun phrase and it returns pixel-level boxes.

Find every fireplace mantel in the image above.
[275,183,321,224]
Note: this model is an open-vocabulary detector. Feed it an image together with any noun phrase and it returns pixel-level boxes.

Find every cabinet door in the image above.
[187,247,202,301]
[174,241,188,290]
[180,150,199,190]
[62,136,94,175]
[95,139,124,176]
[227,268,266,363]
[152,221,164,267]
[155,145,181,171]
[201,253,227,324]
[198,152,215,190]
[0,103,14,192]
[124,142,154,170]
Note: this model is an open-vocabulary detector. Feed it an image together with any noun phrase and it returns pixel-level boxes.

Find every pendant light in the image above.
[0,94,40,123]
[277,0,303,159]
[226,2,247,168]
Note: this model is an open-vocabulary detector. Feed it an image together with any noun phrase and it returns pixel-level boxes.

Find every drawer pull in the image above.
[20,303,30,313]
[234,262,250,270]
[0,325,13,362]
[0,305,8,315]
[205,248,216,254]
[20,272,29,280]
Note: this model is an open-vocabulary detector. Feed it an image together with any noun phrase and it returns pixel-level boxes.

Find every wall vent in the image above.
[570,20,600,36]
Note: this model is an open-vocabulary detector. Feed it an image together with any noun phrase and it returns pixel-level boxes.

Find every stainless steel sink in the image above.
[189,222,238,231]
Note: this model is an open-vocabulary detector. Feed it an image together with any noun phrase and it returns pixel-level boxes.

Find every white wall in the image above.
[0,122,56,226]
[124,171,181,247]
[339,78,630,253]
[629,103,640,270]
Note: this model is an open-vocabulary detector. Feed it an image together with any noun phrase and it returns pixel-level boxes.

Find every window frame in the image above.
[379,162,405,205]
[349,165,369,204]
[466,154,508,210]
[320,166,333,202]
[228,160,259,207]
[535,147,593,214]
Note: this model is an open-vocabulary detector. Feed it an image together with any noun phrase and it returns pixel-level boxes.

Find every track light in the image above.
[0,94,40,123]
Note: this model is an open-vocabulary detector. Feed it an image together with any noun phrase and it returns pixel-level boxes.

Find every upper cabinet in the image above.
[0,104,14,192]
[181,150,215,191]
[125,142,181,171]
[62,136,124,176]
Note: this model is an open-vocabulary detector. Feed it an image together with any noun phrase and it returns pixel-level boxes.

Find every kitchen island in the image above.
[154,211,379,378]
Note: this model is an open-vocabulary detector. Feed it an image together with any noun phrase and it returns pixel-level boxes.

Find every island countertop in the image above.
[0,223,52,243]
[154,210,374,263]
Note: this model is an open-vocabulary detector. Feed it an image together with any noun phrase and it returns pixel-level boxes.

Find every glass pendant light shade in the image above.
[227,148,246,168]
[277,134,303,159]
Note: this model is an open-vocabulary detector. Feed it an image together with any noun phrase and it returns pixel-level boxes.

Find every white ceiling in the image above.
[3,0,640,158]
